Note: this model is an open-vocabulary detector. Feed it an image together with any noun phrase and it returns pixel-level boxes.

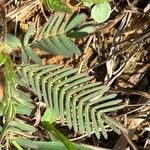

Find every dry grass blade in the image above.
[5,0,40,22]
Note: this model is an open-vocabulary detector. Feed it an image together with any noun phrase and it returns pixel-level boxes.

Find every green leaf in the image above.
[41,107,56,124]
[17,64,124,139]
[23,23,35,46]
[91,2,111,23]
[10,119,37,132]
[64,13,86,32]
[14,138,92,150]
[12,138,38,149]
[24,46,41,64]
[43,0,71,13]
[16,106,33,115]
[67,25,96,38]
[59,36,81,56]
[21,48,29,64]
[5,34,22,53]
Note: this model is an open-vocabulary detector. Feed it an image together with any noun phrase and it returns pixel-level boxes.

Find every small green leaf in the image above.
[21,48,29,64]
[67,25,96,38]
[10,119,37,132]
[23,23,35,46]
[64,13,86,32]
[91,2,111,23]
[24,46,41,64]
[16,106,33,115]
[41,107,56,124]
[5,34,22,53]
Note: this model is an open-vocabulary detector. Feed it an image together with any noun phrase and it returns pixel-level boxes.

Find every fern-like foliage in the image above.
[5,12,95,62]
[17,64,124,139]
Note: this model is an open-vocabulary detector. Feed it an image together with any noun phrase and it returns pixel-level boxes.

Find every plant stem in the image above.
[42,122,75,150]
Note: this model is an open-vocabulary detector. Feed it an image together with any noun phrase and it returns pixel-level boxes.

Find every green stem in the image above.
[11,141,24,150]
[42,122,75,150]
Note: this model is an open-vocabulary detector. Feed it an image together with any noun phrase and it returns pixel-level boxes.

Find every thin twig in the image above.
[109,89,150,100]
[122,131,138,150]
[78,36,94,74]
[88,30,150,71]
